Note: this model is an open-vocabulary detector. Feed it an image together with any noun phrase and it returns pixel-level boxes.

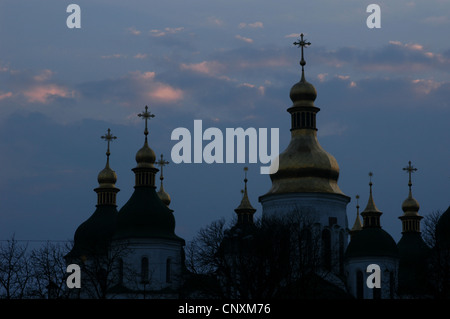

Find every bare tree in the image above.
[28,241,72,299]
[422,209,450,298]
[0,235,31,299]
[185,211,329,298]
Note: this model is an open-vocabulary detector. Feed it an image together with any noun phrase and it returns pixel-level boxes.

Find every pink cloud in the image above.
[150,27,184,37]
[33,69,54,82]
[148,84,183,103]
[23,85,74,103]
[180,61,224,76]
[127,27,141,35]
[0,92,13,100]
[235,35,253,43]
[130,71,156,80]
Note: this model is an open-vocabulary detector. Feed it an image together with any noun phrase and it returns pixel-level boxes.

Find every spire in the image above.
[350,195,363,238]
[95,128,119,206]
[361,172,382,228]
[235,167,256,225]
[133,106,158,187]
[400,161,422,233]
[293,33,311,81]
[156,154,171,206]
[289,33,318,127]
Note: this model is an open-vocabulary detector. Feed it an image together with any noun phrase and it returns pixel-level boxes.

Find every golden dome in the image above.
[402,191,420,215]
[266,129,343,195]
[157,183,171,206]
[135,138,156,168]
[97,162,117,187]
[289,73,317,108]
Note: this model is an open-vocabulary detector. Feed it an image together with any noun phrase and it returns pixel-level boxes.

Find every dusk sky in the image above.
[0,0,448,246]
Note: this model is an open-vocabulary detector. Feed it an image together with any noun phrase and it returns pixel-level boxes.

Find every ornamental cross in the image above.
[293,33,311,70]
[403,161,417,190]
[156,153,169,179]
[138,105,155,136]
[101,128,117,157]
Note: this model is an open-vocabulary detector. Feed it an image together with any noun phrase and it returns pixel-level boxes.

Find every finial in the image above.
[137,105,155,139]
[156,153,169,182]
[368,172,373,189]
[244,166,248,184]
[403,161,417,192]
[356,194,360,212]
[101,128,117,163]
[293,33,311,73]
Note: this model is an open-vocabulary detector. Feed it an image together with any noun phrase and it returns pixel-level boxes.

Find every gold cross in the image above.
[138,105,155,137]
[156,153,169,179]
[403,161,417,190]
[101,128,117,157]
[293,33,311,70]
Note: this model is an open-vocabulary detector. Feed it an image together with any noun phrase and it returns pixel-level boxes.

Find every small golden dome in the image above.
[157,183,171,206]
[402,191,420,214]
[289,74,317,108]
[135,139,156,168]
[97,163,117,187]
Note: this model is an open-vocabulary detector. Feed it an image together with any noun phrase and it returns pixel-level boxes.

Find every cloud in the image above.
[150,27,184,37]
[422,16,450,26]
[0,92,13,100]
[23,84,75,103]
[285,33,300,38]
[77,70,184,107]
[134,53,147,59]
[127,27,141,35]
[33,69,54,82]
[180,61,226,77]
[148,84,184,103]
[239,22,263,29]
[207,17,224,26]
[101,54,125,59]
[235,35,253,43]
[411,79,441,95]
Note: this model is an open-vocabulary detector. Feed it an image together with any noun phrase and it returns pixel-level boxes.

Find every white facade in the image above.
[345,256,399,299]
[110,238,184,298]
[260,192,350,275]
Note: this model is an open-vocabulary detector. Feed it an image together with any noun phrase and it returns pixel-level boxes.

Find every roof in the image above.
[436,205,450,247]
[113,187,184,243]
[66,205,118,259]
[345,227,399,259]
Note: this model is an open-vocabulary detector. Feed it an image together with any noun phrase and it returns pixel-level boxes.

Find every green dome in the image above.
[345,227,399,259]
[67,206,118,259]
[113,187,184,242]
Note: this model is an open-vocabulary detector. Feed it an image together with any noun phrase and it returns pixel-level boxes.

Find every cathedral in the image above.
[65,34,443,299]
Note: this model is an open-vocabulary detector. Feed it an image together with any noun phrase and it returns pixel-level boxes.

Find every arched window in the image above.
[141,257,149,283]
[356,270,364,299]
[166,258,172,283]
[321,229,331,271]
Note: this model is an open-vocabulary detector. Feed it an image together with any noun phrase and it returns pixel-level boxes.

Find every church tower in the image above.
[112,106,185,298]
[397,161,430,297]
[259,34,350,276]
[66,128,119,261]
[345,173,399,299]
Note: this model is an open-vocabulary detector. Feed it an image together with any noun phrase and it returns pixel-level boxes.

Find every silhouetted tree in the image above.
[28,241,71,299]
[0,235,31,299]
[185,211,331,298]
